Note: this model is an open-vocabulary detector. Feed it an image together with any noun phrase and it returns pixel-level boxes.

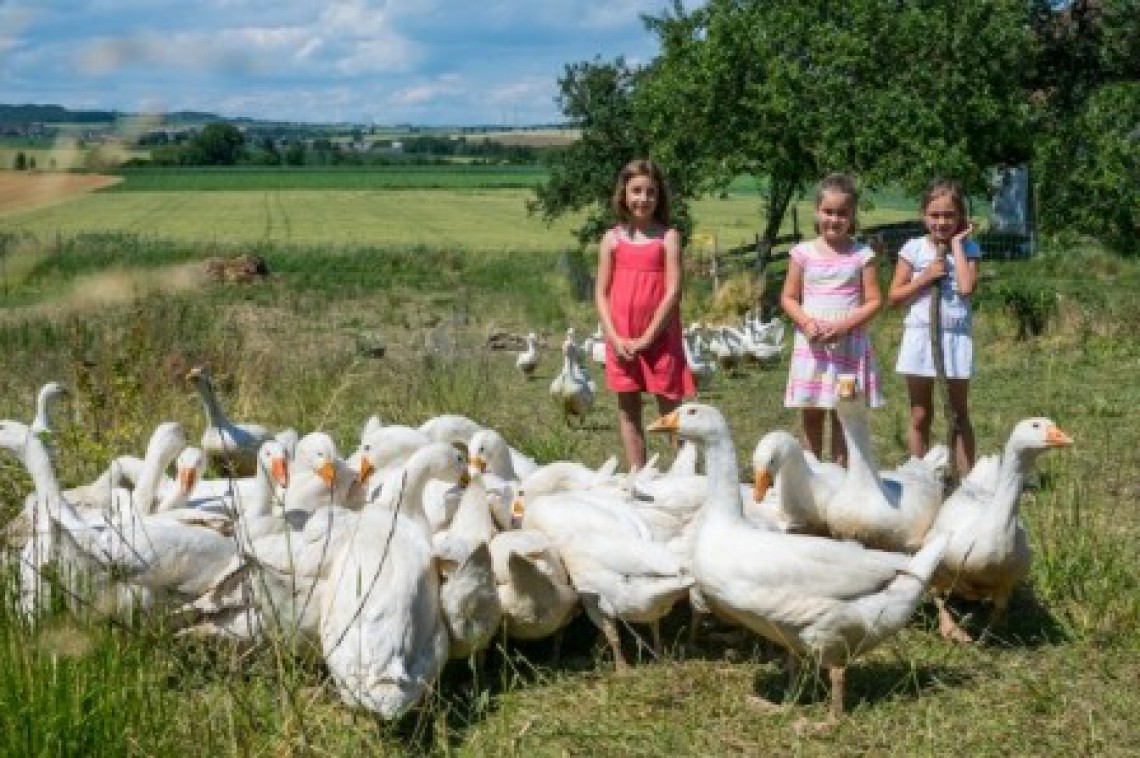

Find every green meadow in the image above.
[0,169,1135,754]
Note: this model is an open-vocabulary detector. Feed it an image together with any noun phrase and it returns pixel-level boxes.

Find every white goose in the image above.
[419,413,538,479]
[186,365,271,477]
[522,488,692,669]
[928,417,1073,642]
[549,332,595,426]
[750,430,844,535]
[682,325,715,389]
[582,324,607,366]
[281,432,355,529]
[825,376,945,552]
[648,404,948,718]
[488,529,578,643]
[0,420,238,620]
[319,443,467,719]
[30,381,68,454]
[515,332,540,378]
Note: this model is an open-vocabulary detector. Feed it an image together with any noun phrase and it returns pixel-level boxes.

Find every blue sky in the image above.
[0,0,668,125]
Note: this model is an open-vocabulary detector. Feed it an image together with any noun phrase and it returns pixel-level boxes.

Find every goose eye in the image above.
[363,445,371,452]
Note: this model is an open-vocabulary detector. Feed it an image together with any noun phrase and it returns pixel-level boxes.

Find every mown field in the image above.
[0,172,1135,755]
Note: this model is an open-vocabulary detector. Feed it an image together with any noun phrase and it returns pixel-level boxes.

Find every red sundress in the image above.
[603,230,696,400]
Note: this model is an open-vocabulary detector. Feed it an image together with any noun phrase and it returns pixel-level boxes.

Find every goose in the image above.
[30,381,68,455]
[281,432,356,528]
[549,332,595,426]
[318,442,468,719]
[722,324,782,364]
[436,539,502,660]
[648,404,948,718]
[488,529,578,643]
[515,332,540,378]
[351,423,432,504]
[824,375,945,552]
[743,311,786,348]
[0,420,238,620]
[750,430,845,535]
[927,417,1073,642]
[418,413,538,479]
[522,490,692,669]
[582,325,607,366]
[707,326,743,372]
[186,365,271,477]
[683,326,715,389]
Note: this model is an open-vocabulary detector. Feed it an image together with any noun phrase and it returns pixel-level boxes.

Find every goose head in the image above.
[647,403,729,445]
[468,429,512,477]
[294,431,342,490]
[257,439,289,488]
[355,425,431,488]
[1006,418,1073,464]
[185,365,214,391]
[751,430,801,501]
[32,381,69,432]
[175,446,206,496]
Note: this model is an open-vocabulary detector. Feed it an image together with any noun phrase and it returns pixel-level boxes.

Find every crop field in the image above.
[0,168,914,252]
[0,169,1134,754]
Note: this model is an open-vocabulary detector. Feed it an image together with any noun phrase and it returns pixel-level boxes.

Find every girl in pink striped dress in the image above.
[780,173,883,465]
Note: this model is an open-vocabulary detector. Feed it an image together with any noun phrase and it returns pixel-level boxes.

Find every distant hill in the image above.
[0,103,232,125]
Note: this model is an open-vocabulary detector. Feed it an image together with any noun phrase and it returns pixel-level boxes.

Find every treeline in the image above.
[131,124,542,168]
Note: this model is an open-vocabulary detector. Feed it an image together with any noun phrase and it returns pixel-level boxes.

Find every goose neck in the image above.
[195,380,229,428]
[839,407,884,491]
[703,433,745,523]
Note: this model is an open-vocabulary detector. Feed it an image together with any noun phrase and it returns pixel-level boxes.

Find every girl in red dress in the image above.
[595,159,696,471]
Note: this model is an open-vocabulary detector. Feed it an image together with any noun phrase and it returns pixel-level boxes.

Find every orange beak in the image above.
[753,468,773,502]
[178,467,197,496]
[1046,426,1074,447]
[271,456,289,488]
[510,496,525,528]
[357,456,375,484]
[647,411,679,433]
[471,455,488,474]
[317,460,337,488]
[458,471,471,488]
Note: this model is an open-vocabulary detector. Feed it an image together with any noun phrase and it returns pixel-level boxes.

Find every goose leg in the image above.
[650,621,662,657]
[935,595,973,643]
[582,594,628,672]
[828,666,846,719]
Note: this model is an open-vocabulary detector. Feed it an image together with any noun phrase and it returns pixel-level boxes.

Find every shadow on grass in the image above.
[918,585,1071,649]
[751,657,975,713]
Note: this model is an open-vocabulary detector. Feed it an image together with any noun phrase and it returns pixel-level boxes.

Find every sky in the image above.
[0,0,669,125]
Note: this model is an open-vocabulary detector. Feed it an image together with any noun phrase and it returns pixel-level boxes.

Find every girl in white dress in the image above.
[888,179,981,476]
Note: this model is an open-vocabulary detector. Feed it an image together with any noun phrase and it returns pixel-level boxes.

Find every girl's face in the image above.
[624,174,659,224]
[924,193,963,243]
[815,190,855,244]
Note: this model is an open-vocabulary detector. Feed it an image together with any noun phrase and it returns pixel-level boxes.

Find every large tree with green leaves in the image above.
[1028,0,1139,254]
[535,0,1033,251]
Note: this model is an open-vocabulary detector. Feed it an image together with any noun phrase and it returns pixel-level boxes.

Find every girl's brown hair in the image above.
[611,159,671,226]
[921,178,968,222]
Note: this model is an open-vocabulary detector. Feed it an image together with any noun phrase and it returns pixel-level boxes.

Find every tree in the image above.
[535,1,1034,253]
[641,0,1032,247]
[528,57,694,247]
[13,151,26,170]
[187,122,245,165]
[1028,0,1140,254]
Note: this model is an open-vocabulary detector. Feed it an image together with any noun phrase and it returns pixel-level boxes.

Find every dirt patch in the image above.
[0,171,121,215]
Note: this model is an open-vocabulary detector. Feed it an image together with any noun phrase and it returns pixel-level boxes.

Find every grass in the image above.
[105,166,552,192]
[0,218,1136,752]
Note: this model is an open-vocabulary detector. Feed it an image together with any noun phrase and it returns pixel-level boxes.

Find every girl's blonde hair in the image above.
[612,159,671,226]
[921,178,969,221]
[814,172,860,232]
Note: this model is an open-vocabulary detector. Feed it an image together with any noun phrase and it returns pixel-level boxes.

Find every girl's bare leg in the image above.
[904,375,935,459]
[947,379,975,476]
[801,408,826,461]
[617,392,646,471]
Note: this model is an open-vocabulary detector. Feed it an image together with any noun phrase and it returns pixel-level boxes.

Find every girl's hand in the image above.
[952,223,975,246]
[924,255,948,283]
[613,336,638,361]
[803,318,822,340]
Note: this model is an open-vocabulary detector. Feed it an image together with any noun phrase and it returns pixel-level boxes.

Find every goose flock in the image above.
[0,368,1072,722]
[538,312,786,422]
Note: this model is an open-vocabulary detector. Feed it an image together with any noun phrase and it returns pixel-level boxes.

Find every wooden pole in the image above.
[929,241,958,482]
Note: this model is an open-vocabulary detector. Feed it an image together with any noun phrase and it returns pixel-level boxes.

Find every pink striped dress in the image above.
[784,241,884,408]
